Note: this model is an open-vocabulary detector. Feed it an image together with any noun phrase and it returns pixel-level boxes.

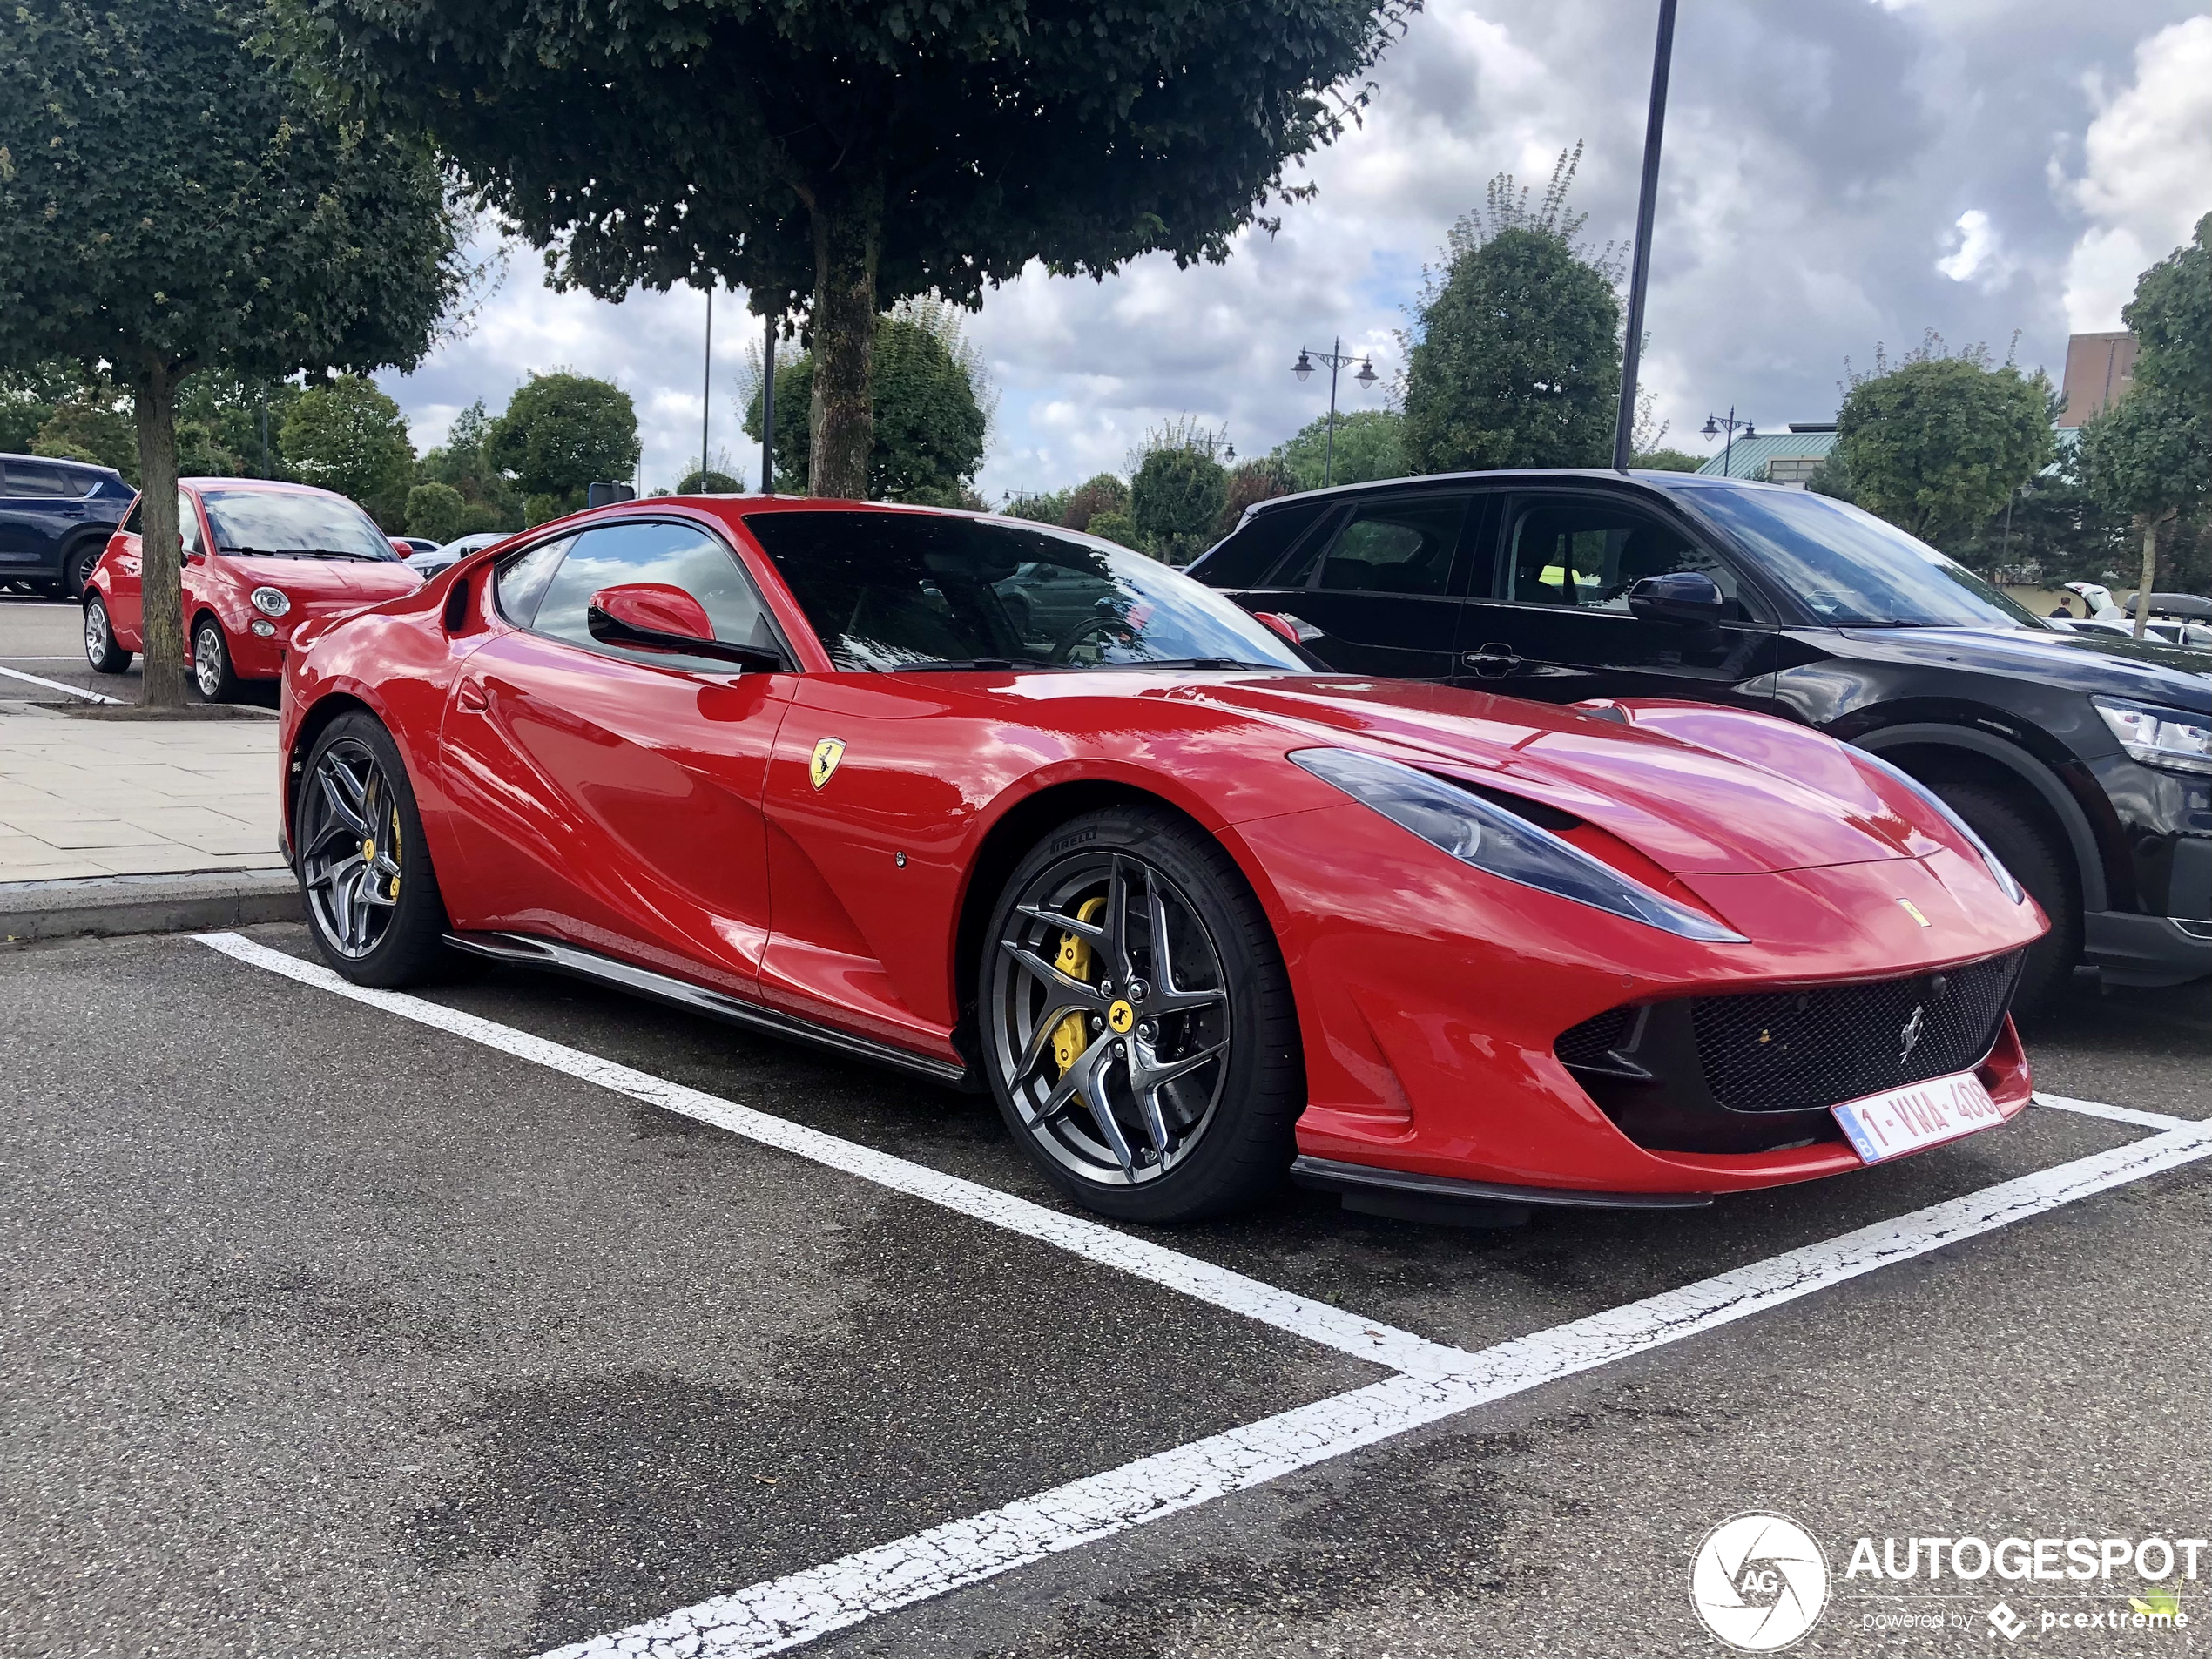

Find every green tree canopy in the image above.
[1271,408,1404,489]
[745,309,988,504]
[37,394,138,481]
[1062,475,1130,533]
[1130,428,1229,563]
[1002,487,1074,527]
[1632,448,1706,473]
[1217,458,1298,537]
[1085,510,1141,550]
[418,400,524,532]
[1401,152,1622,474]
[485,373,641,523]
[405,482,469,543]
[678,469,744,494]
[280,375,416,520]
[0,0,462,702]
[1833,337,2056,550]
[2075,385,2211,634]
[2126,212,2212,425]
[298,0,1413,501]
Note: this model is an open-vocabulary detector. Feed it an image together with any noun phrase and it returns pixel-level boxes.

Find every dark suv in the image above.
[1190,469,2212,1011]
[0,452,134,598]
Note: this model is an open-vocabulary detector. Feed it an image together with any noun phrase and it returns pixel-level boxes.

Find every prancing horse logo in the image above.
[809,738,846,790]
[1898,1005,1925,1066]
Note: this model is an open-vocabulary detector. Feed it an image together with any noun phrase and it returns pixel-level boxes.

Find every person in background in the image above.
[2048,599,2075,620]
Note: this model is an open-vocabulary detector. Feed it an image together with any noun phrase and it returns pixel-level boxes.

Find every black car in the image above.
[1190,469,2212,1010]
[0,452,135,598]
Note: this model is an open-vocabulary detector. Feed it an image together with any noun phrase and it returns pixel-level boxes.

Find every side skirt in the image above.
[443,929,974,1089]
[1291,1154,1713,1226]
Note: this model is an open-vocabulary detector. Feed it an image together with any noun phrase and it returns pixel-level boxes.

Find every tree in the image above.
[744,306,988,503]
[1831,334,2055,551]
[2127,212,2212,426]
[405,482,469,543]
[1130,423,1230,563]
[0,0,462,703]
[1217,458,1299,537]
[280,375,416,523]
[1003,488,1074,527]
[177,369,300,480]
[484,373,641,524]
[300,0,1413,501]
[1062,475,1130,534]
[677,469,743,494]
[1271,409,1405,490]
[1086,511,1142,550]
[1401,149,1622,475]
[1633,448,1706,473]
[418,400,524,532]
[2075,387,2212,637]
[37,393,138,480]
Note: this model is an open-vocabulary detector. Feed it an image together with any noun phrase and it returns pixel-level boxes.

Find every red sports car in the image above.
[276,497,2045,1222]
[84,476,420,700]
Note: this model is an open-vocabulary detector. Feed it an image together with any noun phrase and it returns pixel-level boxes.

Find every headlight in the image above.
[250,586,291,617]
[1289,747,1746,943]
[2094,696,2212,778]
[1851,747,2026,905]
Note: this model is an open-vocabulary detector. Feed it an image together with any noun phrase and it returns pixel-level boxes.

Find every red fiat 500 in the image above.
[82,477,420,699]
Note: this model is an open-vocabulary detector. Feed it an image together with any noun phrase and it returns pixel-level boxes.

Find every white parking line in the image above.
[0,664,120,703]
[190,930,2212,1659]
[2034,1090,2191,1131]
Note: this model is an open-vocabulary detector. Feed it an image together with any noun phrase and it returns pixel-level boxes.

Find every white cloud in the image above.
[1936,209,2018,288]
[2059,15,2212,333]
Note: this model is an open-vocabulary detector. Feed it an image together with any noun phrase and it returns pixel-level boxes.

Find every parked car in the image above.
[2063,616,2212,651]
[1190,470,2212,1010]
[405,530,510,582]
[274,497,2040,1224]
[393,535,442,557]
[82,477,421,699]
[0,452,134,598]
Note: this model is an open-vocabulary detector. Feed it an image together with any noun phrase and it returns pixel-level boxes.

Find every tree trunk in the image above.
[2133,513,2160,641]
[133,358,188,707]
[806,179,884,501]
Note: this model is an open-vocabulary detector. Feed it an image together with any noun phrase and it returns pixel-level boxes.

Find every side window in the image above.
[178,493,206,557]
[1507,499,1752,618]
[1197,498,1333,588]
[3,461,72,497]
[1315,497,1470,597]
[122,496,144,536]
[495,536,573,627]
[526,521,781,670]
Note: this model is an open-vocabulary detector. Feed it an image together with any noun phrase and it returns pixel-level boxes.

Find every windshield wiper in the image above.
[1130,657,1286,671]
[892,657,1062,672]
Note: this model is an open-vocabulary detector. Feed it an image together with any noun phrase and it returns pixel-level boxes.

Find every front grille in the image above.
[1689,951,2024,1114]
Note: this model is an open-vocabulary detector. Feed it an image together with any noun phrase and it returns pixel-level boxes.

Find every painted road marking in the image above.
[2033,1090,2191,1131]
[191,932,2212,1659]
[0,663,121,703]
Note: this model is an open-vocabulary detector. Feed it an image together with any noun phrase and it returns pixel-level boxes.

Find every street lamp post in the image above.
[760,311,777,494]
[1701,408,1756,478]
[1291,339,1379,487]
[1613,0,1679,470]
[699,285,713,486]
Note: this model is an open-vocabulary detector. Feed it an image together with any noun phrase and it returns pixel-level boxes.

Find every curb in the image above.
[0,868,300,942]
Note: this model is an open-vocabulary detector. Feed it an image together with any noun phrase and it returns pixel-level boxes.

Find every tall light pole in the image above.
[1701,408,1755,477]
[1613,0,1679,470]
[1291,339,1379,487]
[760,311,777,494]
[698,285,713,486]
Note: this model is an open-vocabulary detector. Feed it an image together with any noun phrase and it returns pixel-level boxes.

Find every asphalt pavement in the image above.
[3,921,2207,1659]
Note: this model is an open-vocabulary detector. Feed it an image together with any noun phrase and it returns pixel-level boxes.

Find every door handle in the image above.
[455,678,489,712]
[1462,643,1522,677]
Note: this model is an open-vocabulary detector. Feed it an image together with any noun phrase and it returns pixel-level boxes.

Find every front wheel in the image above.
[296,711,451,986]
[1933,779,2080,1017]
[84,594,132,674]
[981,805,1304,1222]
[192,617,241,702]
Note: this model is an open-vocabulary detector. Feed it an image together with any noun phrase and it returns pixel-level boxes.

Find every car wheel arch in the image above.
[1852,722,2107,913]
[286,692,383,846]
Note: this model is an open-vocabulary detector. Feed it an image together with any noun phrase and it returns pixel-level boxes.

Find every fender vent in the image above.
[442,573,471,632]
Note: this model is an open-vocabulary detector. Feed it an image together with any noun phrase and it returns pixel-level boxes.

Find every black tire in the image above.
[1932,779,2080,1017]
[191,614,240,702]
[295,711,451,987]
[980,804,1304,1222]
[83,593,132,674]
[65,542,105,602]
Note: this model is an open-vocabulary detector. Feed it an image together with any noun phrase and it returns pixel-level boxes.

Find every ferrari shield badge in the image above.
[809,738,846,791]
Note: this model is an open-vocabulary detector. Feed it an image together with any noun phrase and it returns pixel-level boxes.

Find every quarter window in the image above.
[1314,497,1470,597]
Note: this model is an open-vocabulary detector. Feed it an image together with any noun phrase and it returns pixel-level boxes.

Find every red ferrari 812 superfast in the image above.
[278,497,2046,1222]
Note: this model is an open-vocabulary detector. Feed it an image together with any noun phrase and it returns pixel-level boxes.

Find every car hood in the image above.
[1173,677,1944,877]
[220,555,422,602]
[1833,624,2212,710]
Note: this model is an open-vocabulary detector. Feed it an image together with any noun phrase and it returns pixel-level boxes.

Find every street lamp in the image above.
[1291,338,1378,487]
[1701,408,1757,478]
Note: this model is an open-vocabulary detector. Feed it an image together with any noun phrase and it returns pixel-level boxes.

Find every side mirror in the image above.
[1626,570,1726,626]
[389,537,412,558]
[587,583,784,671]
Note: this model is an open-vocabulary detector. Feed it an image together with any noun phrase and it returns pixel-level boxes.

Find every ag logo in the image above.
[1107,999,1136,1035]
[809,738,846,791]
[1689,1513,1828,1651]
[1898,1004,1925,1066]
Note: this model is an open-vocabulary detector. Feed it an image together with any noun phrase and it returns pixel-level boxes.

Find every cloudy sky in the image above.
[376,0,2212,500]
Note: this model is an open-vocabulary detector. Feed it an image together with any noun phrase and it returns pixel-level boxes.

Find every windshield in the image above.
[200,489,398,561]
[1681,485,2047,630]
[743,510,1308,673]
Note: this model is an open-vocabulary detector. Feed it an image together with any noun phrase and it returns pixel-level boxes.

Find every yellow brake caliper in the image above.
[1049,896,1107,1085]
[387,816,401,900]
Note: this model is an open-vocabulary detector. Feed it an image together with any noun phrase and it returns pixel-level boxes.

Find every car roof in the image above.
[1238,467,1792,516]
[2,450,121,480]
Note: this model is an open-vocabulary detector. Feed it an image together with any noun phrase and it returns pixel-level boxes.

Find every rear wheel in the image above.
[192,616,240,702]
[981,805,1303,1222]
[83,594,132,674]
[1932,779,2079,1017]
[65,543,103,602]
[296,711,450,986]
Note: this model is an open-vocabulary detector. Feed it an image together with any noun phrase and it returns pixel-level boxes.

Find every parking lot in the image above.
[5,912,2209,1658]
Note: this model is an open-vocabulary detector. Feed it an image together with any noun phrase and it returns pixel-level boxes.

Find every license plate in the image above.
[1831,1069,2005,1164]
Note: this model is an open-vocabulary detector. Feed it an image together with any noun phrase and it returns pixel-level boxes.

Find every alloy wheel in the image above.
[299,738,408,959]
[84,601,109,666]
[988,850,1232,1188]
[193,624,226,699]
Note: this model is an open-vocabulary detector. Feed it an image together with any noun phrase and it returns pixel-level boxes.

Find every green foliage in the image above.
[1401,149,1622,474]
[37,395,137,480]
[1953,469,2129,586]
[0,364,89,455]
[1062,475,1131,533]
[1217,458,1299,537]
[1084,510,1142,550]
[280,375,416,520]
[1002,488,1073,526]
[678,469,743,494]
[2126,212,2212,424]
[1833,339,2055,549]
[744,311,987,502]
[177,369,300,479]
[1271,408,1405,489]
[2074,387,2211,524]
[418,400,523,532]
[1130,435,1229,564]
[486,373,642,502]
[1632,448,1706,474]
[405,482,470,543]
[300,0,1413,497]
